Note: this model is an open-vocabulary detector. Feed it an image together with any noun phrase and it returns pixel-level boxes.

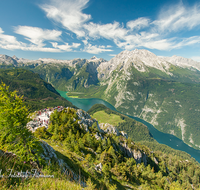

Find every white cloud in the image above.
[0,27,26,50]
[127,17,150,30]
[51,42,81,51]
[39,0,200,52]
[173,36,200,49]
[40,0,91,37]
[2,1,200,55]
[113,31,173,51]
[83,41,113,54]
[153,3,200,33]
[84,22,127,40]
[0,27,79,52]
[14,26,62,46]
[143,39,174,50]
[109,54,116,57]
[20,46,61,52]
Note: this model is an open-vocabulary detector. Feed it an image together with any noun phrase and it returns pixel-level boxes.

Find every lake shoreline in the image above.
[57,89,200,163]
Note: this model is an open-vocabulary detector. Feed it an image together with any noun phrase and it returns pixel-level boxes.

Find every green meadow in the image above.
[91,110,125,126]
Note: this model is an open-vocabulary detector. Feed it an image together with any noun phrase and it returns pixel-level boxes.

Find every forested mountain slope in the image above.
[0,68,75,111]
[1,50,200,149]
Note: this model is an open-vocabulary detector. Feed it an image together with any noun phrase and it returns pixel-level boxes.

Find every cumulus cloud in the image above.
[40,0,91,37]
[84,22,127,40]
[39,0,200,52]
[0,27,26,50]
[14,26,62,46]
[0,27,80,52]
[2,0,200,54]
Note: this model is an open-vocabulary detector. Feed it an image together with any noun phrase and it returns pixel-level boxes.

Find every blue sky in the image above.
[1,0,200,61]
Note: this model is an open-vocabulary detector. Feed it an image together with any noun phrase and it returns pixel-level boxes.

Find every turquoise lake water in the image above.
[57,90,200,163]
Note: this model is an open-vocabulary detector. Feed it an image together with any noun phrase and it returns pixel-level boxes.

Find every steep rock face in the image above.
[102,75,200,149]
[65,58,106,90]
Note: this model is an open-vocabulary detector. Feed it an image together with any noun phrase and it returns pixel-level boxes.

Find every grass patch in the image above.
[3,176,83,190]
[91,110,125,126]
[67,96,79,98]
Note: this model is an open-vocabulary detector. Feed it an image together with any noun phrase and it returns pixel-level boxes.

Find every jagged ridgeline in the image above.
[0,68,75,111]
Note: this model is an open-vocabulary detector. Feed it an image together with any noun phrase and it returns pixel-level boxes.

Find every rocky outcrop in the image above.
[119,142,148,166]
[76,109,102,132]
[99,123,128,138]
[120,131,128,139]
[99,123,120,136]
[94,132,104,140]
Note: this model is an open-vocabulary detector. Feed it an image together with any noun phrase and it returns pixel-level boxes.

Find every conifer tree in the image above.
[0,82,41,162]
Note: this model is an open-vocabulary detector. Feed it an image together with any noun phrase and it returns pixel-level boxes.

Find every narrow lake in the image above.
[57,90,200,163]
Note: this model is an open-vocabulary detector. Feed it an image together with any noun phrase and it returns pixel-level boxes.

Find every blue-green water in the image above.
[57,90,200,163]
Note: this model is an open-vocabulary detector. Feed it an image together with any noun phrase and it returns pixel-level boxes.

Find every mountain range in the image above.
[1,49,200,150]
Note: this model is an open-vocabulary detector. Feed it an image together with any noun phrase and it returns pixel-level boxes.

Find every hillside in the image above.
[1,83,200,189]
[0,68,75,111]
[2,105,200,189]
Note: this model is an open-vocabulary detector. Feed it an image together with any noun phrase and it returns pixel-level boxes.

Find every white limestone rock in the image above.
[99,123,120,136]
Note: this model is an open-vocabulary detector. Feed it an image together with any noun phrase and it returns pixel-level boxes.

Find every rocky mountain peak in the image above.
[163,55,200,71]
[0,54,18,65]
[12,55,18,60]
[97,49,172,79]
[90,56,97,60]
